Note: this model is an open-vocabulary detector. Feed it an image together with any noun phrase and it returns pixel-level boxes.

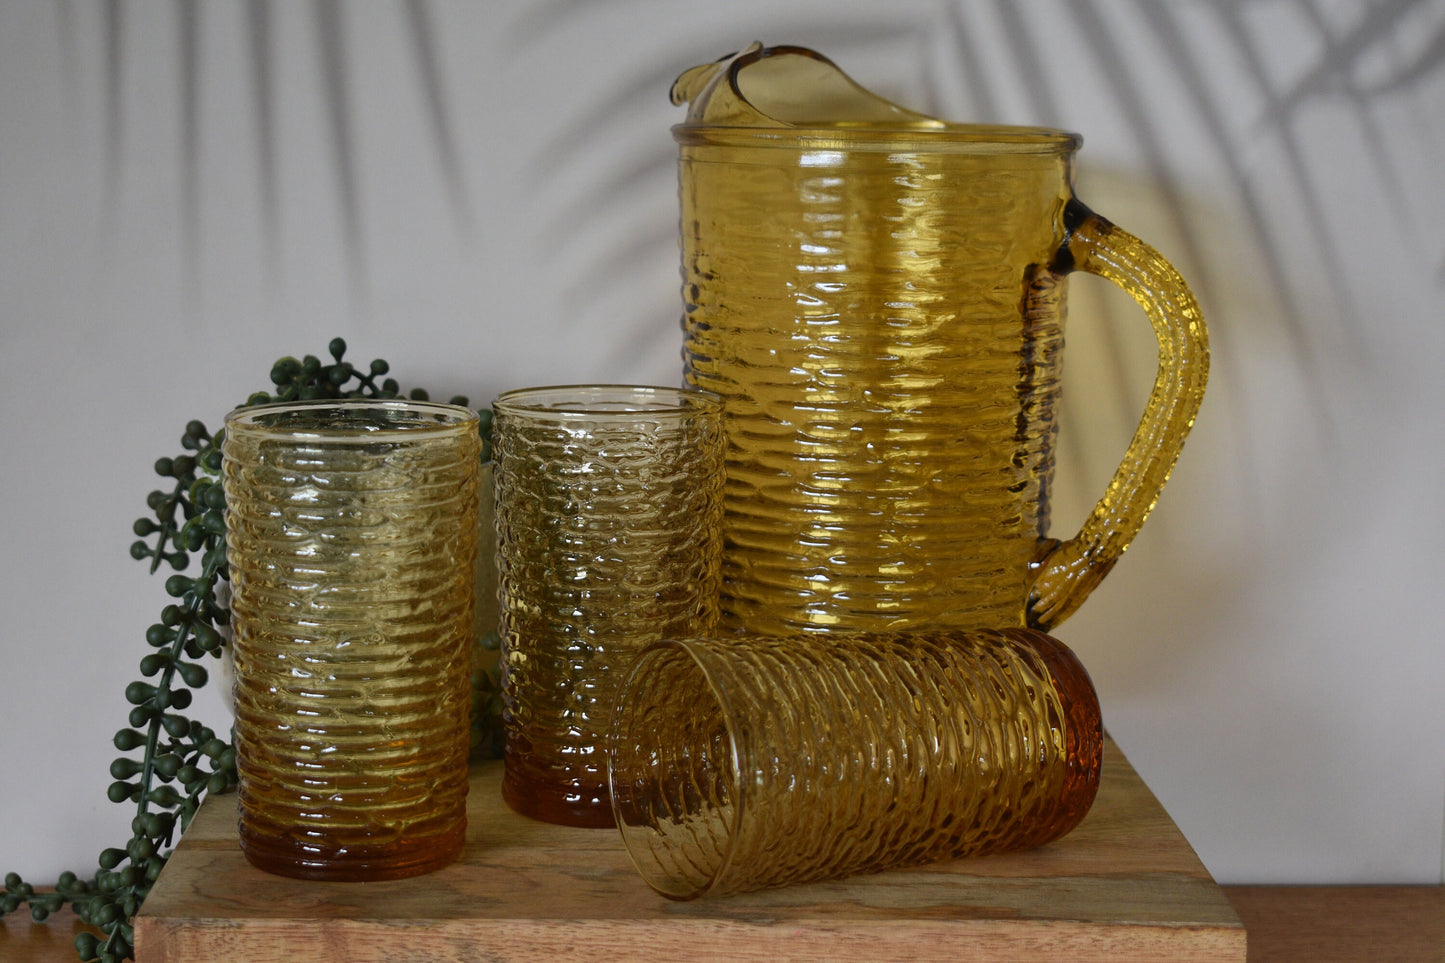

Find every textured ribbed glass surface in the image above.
[492,386,725,827]
[675,45,1208,635]
[680,139,1067,635]
[608,628,1102,900]
[223,400,481,881]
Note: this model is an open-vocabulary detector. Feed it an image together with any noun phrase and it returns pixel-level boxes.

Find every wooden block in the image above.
[134,738,1245,962]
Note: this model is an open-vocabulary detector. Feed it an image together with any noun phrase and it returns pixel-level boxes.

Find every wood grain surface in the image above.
[132,737,1246,962]
[0,904,102,963]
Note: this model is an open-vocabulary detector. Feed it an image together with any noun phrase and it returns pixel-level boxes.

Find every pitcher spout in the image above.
[671,42,943,130]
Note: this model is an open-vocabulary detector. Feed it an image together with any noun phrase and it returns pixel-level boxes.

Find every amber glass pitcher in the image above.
[674,44,1208,634]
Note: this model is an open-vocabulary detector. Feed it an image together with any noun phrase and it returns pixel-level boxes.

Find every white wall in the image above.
[2,0,1442,886]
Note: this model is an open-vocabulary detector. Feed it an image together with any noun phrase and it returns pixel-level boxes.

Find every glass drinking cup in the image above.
[608,628,1103,899]
[492,385,725,827]
[223,399,481,881]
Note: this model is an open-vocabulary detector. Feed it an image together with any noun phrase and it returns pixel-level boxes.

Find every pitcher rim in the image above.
[672,123,1082,154]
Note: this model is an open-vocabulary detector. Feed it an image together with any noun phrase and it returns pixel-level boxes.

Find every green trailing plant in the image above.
[0,339,500,963]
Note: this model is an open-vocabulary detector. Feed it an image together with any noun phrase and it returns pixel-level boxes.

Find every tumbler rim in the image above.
[224,398,479,441]
[608,637,745,900]
[493,384,723,419]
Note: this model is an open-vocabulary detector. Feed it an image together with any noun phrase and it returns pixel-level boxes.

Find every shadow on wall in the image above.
[62,0,1441,587]
[68,0,1439,619]
[72,0,1439,385]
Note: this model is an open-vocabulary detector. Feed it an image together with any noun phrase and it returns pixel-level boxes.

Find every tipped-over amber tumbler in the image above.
[608,628,1102,899]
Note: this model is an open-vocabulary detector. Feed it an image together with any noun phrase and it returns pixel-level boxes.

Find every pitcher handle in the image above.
[1026,200,1209,631]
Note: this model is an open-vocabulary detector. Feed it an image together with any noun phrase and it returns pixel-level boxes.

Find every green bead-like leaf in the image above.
[74,932,100,959]
[152,754,182,780]
[113,728,145,751]
[109,759,141,780]
[176,661,208,687]
[123,682,156,706]
[191,622,221,653]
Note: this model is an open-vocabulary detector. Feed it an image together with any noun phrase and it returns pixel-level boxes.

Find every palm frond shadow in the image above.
[1265,0,1436,121]
[178,0,201,306]
[1287,0,1417,234]
[403,0,474,234]
[92,0,474,308]
[513,17,942,336]
[244,0,280,263]
[312,0,366,303]
[533,0,1441,550]
[528,2,1285,533]
[1357,23,1445,95]
[102,0,123,224]
[73,0,1440,502]
[937,3,1000,122]
[513,18,928,193]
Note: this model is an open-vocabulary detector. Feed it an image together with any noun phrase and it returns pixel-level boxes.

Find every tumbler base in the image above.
[501,768,616,828]
[238,821,465,881]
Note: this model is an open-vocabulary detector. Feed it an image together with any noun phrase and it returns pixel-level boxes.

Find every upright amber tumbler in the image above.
[492,385,724,827]
[608,628,1103,899]
[223,400,481,880]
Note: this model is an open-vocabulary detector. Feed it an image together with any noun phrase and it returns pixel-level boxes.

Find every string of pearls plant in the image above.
[0,340,500,963]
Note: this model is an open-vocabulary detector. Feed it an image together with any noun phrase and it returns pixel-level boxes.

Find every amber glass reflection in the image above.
[492,386,724,828]
[608,628,1103,899]
[223,400,480,881]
